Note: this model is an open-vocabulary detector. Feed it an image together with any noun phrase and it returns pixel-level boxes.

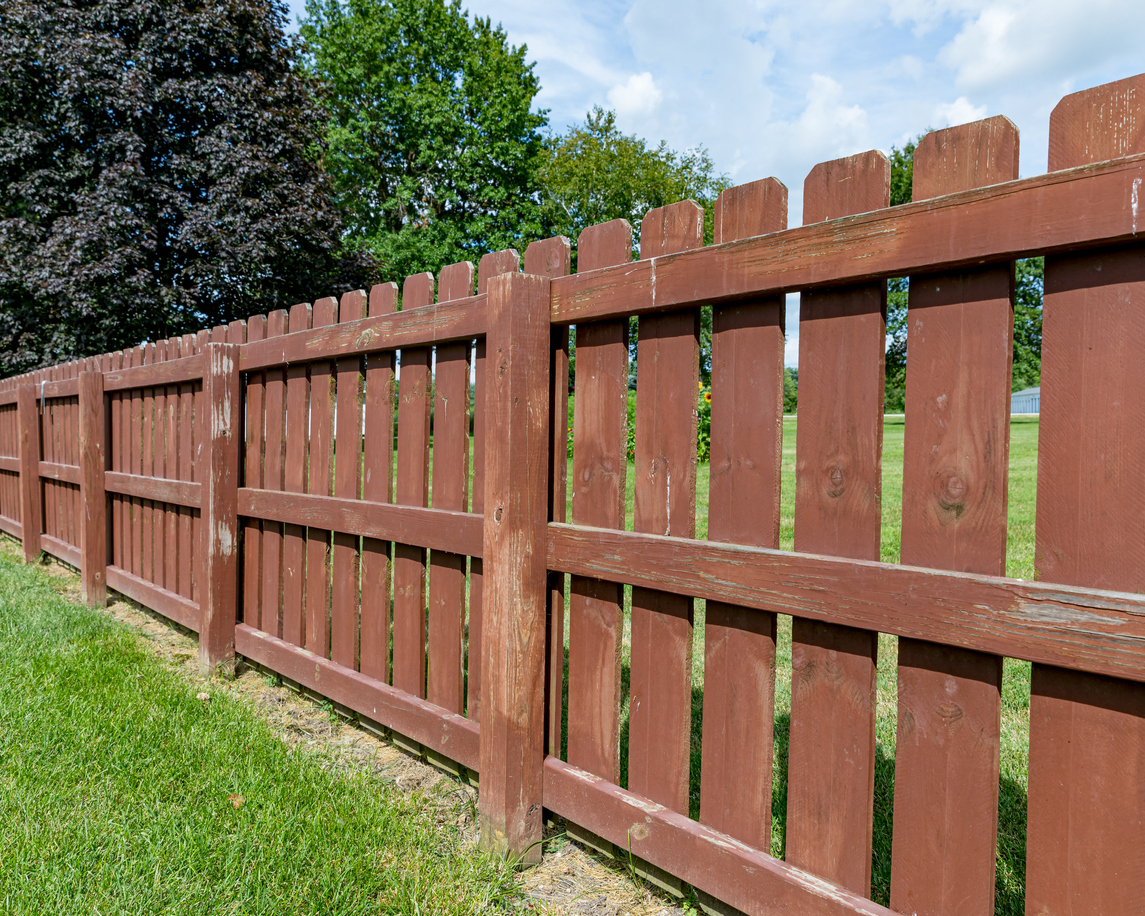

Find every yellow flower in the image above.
[698,380,703,390]
[704,391,711,403]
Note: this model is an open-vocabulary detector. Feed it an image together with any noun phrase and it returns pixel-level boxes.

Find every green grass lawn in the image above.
[557,416,1039,914]
[0,546,519,916]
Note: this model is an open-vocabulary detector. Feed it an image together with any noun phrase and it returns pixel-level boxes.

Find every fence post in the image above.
[199,342,241,677]
[16,385,41,563]
[79,370,107,606]
[478,271,552,865]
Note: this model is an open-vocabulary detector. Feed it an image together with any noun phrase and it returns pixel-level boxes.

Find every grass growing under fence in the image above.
[0,546,519,916]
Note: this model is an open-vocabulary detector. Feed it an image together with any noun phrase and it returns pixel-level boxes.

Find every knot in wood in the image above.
[825,465,846,498]
[934,469,968,509]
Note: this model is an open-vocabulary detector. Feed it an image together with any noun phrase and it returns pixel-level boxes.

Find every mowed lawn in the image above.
[0,547,519,916]
[574,416,1039,914]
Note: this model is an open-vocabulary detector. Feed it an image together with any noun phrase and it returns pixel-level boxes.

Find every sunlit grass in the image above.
[0,546,519,916]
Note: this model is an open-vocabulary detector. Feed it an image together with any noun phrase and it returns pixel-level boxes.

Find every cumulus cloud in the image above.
[794,74,870,155]
[607,72,663,119]
[932,96,988,126]
[939,0,1145,93]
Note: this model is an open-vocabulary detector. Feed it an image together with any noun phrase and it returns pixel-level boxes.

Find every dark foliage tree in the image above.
[302,0,547,284]
[0,0,371,375]
[883,135,1043,411]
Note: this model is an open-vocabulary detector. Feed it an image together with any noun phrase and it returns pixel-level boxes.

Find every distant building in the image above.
[1012,386,1040,414]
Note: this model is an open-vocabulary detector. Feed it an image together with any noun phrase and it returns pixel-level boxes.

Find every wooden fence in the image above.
[3,73,1145,916]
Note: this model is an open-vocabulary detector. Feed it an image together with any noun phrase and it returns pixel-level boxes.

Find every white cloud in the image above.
[607,72,663,119]
[932,96,988,126]
[793,74,870,156]
[939,1,1145,93]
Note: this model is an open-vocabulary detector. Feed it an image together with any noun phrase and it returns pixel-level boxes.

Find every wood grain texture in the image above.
[130,347,142,579]
[361,283,397,683]
[199,343,241,676]
[260,310,288,636]
[1028,74,1145,916]
[891,117,1015,916]
[240,296,486,371]
[106,472,199,507]
[568,219,632,786]
[629,201,701,817]
[236,623,480,772]
[282,303,312,647]
[393,273,434,697]
[477,271,551,863]
[468,249,518,721]
[142,344,154,586]
[787,152,887,895]
[163,338,181,593]
[17,385,40,562]
[546,522,1145,683]
[548,152,1145,324]
[333,291,365,671]
[428,262,474,713]
[242,315,266,628]
[305,298,337,657]
[543,758,895,916]
[79,371,107,606]
[239,490,481,557]
[109,354,124,577]
[524,236,571,759]
[700,178,787,851]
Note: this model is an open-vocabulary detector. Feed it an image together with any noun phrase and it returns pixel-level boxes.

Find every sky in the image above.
[285,0,1145,365]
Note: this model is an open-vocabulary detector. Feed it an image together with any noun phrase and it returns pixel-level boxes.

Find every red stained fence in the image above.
[4,74,1145,916]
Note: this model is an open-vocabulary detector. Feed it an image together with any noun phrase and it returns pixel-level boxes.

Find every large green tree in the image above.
[539,107,730,387]
[302,0,547,284]
[883,136,1042,411]
[539,107,730,257]
[0,0,366,375]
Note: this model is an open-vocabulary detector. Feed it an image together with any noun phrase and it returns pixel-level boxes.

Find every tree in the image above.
[539,107,730,389]
[884,138,918,412]
[0,0,367,375]
[883,135,1044,411]
[539,107,730,256]
[301,0,547,284]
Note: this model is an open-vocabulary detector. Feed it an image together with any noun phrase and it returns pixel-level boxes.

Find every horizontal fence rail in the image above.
[4,71,1145,916]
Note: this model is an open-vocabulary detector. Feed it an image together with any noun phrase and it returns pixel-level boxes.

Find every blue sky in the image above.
[285,0,1145,364]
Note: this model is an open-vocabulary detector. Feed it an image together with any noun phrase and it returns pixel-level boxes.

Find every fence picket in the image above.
[428,261,475,713]
[786,151,888,894]
[890,117,1016,916]
[283,303,313,647]
[260,311,289,636]
[1026,74,1145,916]
[305,298,337,657]
[179,334,196,601]
[393,273,434,698]
[242,316,266,626]
[467,249,519,721]
[360,284,397,682]
[567,219,633,796]
[333,291,366,670]
[699,178,787,852]
[629,200,702,820]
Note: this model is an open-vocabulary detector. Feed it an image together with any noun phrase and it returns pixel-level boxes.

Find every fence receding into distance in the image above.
[3,74,1145,916]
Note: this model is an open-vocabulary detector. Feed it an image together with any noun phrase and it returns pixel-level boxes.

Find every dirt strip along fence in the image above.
[3,74,1145,916]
